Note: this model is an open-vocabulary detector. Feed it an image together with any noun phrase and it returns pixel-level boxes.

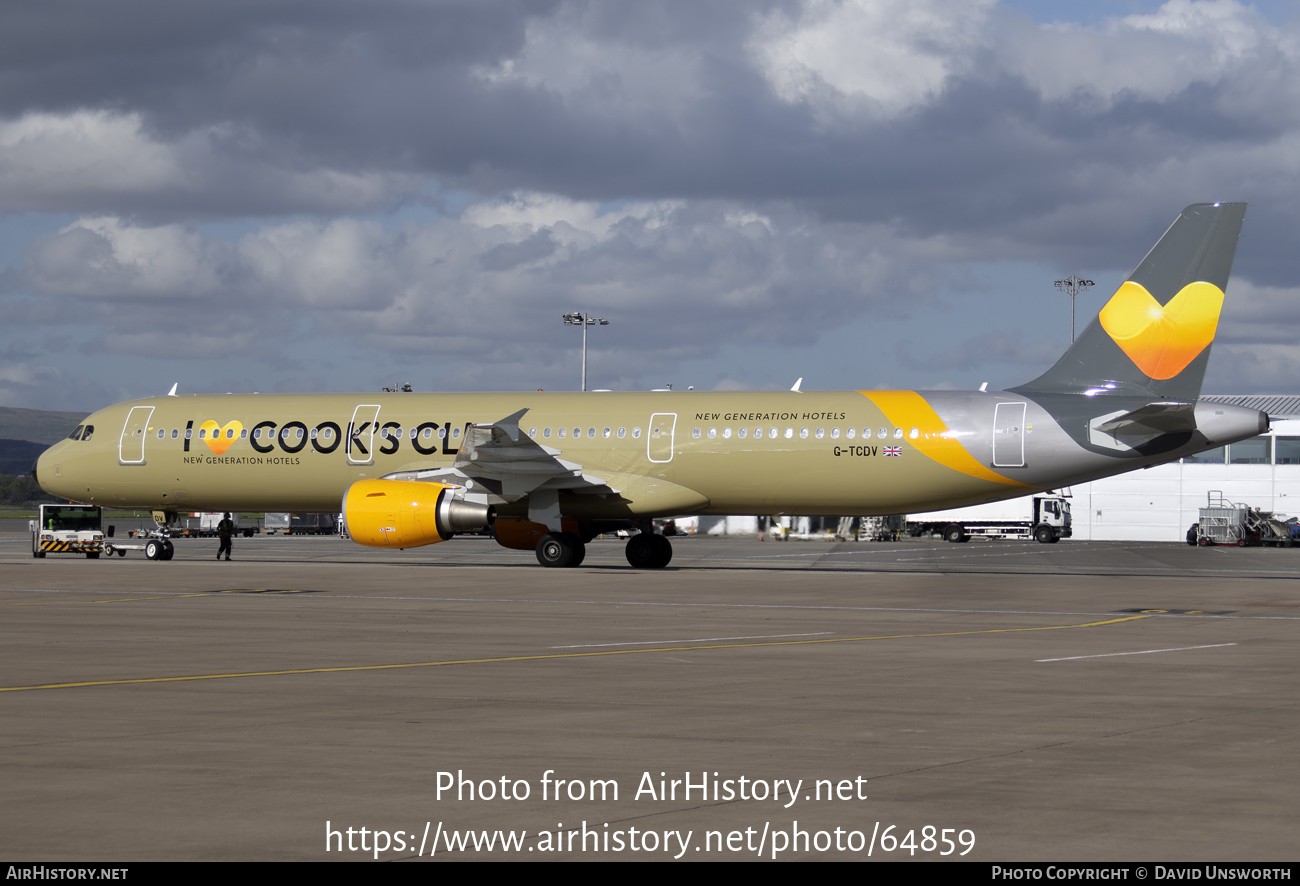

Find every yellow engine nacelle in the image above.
[343,479,492,549]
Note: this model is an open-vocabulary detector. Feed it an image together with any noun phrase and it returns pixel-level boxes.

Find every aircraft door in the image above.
[993,402,1027,467]
[118,406,154,465]
[648,413,676,463]
[347,404,382,465]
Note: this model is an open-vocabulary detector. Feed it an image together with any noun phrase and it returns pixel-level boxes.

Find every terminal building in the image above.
[1031,395,1300,543]
[679,396,1300,544]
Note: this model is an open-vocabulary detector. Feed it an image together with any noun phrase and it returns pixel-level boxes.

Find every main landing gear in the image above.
[536,532,586,568]
[532,530,673,568]
[624,533,672,569]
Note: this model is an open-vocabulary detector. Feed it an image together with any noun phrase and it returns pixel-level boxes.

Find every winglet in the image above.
[167,383,179,397]
[790,378,803,393]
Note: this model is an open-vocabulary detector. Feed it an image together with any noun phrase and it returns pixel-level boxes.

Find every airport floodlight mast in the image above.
[562,312,609,391]
[1054,275,1095,343]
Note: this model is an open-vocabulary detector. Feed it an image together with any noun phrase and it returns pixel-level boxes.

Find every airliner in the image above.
[36,203,1266,568]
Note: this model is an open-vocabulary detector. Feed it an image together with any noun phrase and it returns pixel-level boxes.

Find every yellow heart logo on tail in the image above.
[199,420,244,455]
[1099,280,1223,380]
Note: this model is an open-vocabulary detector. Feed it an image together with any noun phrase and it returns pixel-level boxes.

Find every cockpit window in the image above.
[68,425,85,440]
[81,425,94,441]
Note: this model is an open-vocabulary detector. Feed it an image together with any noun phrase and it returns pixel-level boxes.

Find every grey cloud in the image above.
[17,200,952,381]
[0,0,1295,282]
[894,329,1064,373]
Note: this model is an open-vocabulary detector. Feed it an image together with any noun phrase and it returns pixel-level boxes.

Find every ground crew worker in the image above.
[217,513,234,561]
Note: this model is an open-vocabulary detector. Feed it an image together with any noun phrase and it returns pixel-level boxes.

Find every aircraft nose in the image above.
[34,444,69,498]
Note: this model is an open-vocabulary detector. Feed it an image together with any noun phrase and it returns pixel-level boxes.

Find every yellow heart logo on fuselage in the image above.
[199,420,244,455]
[1098,280,1223,380]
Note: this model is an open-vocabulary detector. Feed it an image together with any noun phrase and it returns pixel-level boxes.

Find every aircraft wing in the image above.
[381,408,616,503]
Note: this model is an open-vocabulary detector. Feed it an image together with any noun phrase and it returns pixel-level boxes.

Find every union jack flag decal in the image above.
[883,446,902,456]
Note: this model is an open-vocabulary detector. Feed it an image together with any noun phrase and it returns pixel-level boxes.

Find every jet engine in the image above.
[342,479,492,548]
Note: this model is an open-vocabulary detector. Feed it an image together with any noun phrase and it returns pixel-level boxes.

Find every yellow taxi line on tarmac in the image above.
[0,589,301,607]
[0,615,1149,694]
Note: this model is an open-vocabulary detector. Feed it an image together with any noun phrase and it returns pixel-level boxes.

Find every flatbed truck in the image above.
[909,493,1073,544]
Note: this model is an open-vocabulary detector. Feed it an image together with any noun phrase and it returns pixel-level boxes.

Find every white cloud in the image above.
[751,0,997,116]
[0,110,421,215]
[0,112,185,204]
[1005,0,1297,110]
[20,195,956,371]
[24,217,228,298]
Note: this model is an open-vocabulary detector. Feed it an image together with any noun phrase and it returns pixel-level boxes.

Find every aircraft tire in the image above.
[624,533,660,569]
[1034,525,1055,544]
[565,533,586,567]
[536,533,575,568]
[162,540,175,560]
[943,524,965,544]
[653,534,673,567]
[145,540,162,561]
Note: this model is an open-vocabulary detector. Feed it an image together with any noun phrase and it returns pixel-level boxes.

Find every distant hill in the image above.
[0,439,47,475]
[0,406,90,446]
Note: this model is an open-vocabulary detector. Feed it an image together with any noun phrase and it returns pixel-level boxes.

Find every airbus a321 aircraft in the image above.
[36,203,1266,568]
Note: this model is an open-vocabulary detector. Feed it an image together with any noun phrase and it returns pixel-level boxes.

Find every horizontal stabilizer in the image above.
[1095,402,1197,437]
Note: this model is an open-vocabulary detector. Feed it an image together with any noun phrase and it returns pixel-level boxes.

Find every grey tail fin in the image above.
[1012,202,1247,401]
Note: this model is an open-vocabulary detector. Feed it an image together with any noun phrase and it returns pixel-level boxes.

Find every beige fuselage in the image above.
[38,390,1052,519]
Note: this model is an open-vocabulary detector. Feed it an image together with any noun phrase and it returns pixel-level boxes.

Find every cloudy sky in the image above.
[1,0,1298,411]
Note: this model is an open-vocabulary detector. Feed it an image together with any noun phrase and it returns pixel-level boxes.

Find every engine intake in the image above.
[343,479,492,548]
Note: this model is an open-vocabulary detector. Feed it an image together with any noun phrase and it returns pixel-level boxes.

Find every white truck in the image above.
[31,504,107,558]
[909,493,1073,544]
